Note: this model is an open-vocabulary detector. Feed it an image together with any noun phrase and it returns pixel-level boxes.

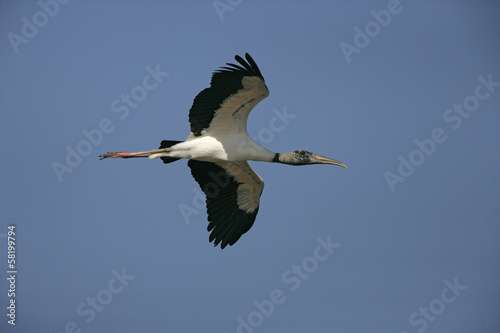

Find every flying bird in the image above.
[100,53,346,249]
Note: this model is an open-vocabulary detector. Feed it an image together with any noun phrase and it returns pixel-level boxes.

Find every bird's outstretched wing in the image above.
[188,53,269,137]
[188,159,264,249]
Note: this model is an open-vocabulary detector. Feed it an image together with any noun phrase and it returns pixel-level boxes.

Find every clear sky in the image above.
[1,1,499,332]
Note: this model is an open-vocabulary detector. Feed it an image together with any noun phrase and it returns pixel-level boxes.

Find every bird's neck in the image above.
[272,152,302,165]
[239,138,277,162]
[273,152,294,164]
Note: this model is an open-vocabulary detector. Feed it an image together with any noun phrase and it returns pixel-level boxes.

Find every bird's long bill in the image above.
[311,153,347,168]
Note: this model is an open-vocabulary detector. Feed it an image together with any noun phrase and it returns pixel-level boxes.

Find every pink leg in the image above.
[99,148,168,160]
[99,151,145,159]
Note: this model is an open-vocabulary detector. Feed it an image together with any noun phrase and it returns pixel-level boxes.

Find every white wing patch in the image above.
[207,76,269,135]
[217,161,264,213]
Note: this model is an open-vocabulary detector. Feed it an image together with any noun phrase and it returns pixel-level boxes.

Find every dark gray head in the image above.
[274,150,347,168]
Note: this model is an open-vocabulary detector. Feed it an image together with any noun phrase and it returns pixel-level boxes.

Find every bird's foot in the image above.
[99,151,128,160]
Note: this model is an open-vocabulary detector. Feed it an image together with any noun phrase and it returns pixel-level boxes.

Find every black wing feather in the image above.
[188,160,258,249]
[188,53,265,136]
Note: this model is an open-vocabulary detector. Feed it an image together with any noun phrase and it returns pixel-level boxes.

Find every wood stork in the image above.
[100,53,346,249]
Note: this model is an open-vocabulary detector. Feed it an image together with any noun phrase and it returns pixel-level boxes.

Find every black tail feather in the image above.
[158,140,183,164]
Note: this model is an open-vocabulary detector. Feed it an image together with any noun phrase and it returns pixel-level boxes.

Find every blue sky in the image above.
[1,1,499,332]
